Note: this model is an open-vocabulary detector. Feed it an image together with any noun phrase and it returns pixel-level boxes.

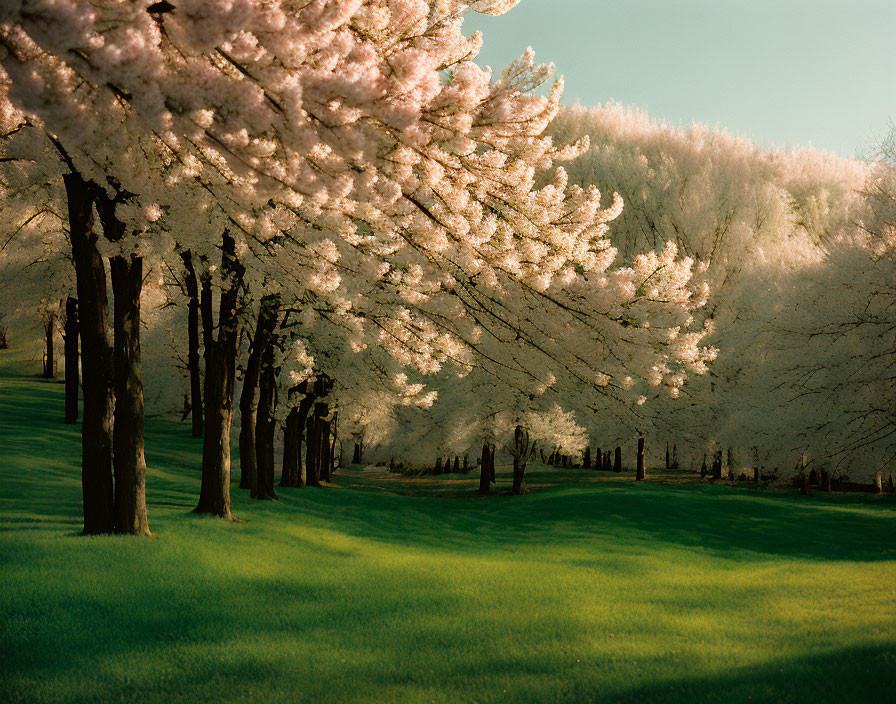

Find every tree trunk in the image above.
[195,232,245,518]
[305,376,332,486]
[200,273,213,369]
[239,295,279,491]
[317,414,332,484]
[352,442,362,465]
[253,327,279,501]
[181,251,203,438]
[93,186,151,536]
[63,297,79,424]
[435,457,443,474]
[0,325,7,349]
[711,450,723,480]
[463,455,469,472]
[511,454,527,494]
[665,442,670,470]
[305,412,320,487]
[281,408,301,487]
[510,426,531,495]
[109,255,151,536]
[329,412,338,475]
[238,307,262,492]
[874,472,883,494]
[594,446,601,471]
[614,446,622,473]
[43,313,57,378]
[64,173,114,535]
[453,456,460,473]
[753,467,760,483]
[636,437,646,481]
[701,454,708,479]
[478,442,491,495]
[583,446,591,469]
[671,443,679,469]
[280,389,312,487]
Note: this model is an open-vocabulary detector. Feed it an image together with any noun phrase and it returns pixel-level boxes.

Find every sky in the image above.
[464,0,896,158]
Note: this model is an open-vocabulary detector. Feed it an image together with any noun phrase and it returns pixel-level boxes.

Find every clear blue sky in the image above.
[465,0,896,157]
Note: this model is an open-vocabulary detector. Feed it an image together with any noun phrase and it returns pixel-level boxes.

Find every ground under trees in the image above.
[1,352,893,704]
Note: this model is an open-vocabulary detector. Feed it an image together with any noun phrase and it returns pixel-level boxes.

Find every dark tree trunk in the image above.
[583,446,591,469]
[238,307,262,492]
[604,451,612,472]
[614,446,622,473]
[453,456,460,473]
[239,295,279,491]
[329,413,338,475]
[479,442,491,495]
[0,325,7,349]
[800,474,809,495]
[711,450,723,480]
[352,442,362,464]
[195,232,245,518]
[305,412,320,487]
[463,455,469,472]
[43,313,57,378]
[319,414,333,483]
[701,453,708,479]
[435,457,443,474]
[636,437,646,481]
[93,187,151,536]
[594,446,601,470]
[64,173,114,535]
[665,442,670,470]
[63,297,79,424]
[109,254,151,536]
[305,376,332,486]
[510,426,532,495]
[253,328,279,501]
[281,408,302,487]
[181,250,203,438]
[511,455,526,494]
[671,443,679,469]
[280,386,312,487]
[753,467,760,484]
[200,274,213,369]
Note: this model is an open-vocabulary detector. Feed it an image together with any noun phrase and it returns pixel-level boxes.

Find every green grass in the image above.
[1,348,895,704]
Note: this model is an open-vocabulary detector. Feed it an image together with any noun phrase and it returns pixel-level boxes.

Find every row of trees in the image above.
[0,1,714,534]
[351,105,895,486]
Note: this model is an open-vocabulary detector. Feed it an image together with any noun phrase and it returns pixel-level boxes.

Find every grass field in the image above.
[1,349,895,704]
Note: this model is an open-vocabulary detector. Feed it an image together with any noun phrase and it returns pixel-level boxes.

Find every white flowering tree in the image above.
[548,103,873,478]
[0,0,637,527]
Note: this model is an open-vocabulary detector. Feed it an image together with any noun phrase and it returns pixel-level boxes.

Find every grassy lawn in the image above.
[1,349,895,704]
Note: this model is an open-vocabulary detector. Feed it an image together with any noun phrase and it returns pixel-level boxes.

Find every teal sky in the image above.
[465,0,896,158]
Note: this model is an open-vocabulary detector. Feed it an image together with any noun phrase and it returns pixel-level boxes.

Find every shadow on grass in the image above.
[607,643,895,704]
[2,347,896,704]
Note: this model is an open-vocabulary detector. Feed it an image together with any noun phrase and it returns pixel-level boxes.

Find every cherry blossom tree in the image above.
[0,0,630,523]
